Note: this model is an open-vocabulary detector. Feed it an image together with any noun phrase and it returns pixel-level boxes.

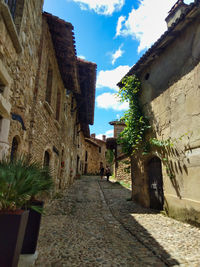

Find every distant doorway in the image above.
[10,136,19,160]
[84,163,88,174]
[148,157,164,210]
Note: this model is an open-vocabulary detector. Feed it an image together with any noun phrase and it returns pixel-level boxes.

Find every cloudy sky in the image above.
[44,0,194,140]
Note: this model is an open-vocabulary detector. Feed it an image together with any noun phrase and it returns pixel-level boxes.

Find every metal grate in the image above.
[4,0,17,18]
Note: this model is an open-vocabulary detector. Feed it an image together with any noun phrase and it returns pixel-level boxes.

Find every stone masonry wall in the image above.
[133,15,200,224]
[0,0,79,190]
[115,157,131,183]
[84,139,107,175]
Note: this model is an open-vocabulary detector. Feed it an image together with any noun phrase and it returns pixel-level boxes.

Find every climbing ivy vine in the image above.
[117,75,188,180]
[117,75,150,155]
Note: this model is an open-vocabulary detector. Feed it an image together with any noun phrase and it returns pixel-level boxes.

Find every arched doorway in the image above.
[148,156,164,210]
[10,136,19,160]
[43,151,50,167]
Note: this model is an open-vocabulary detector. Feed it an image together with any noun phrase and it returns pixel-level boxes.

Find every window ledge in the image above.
[43,101,53,115]
[0,2,22,54]
[54,119,61,130]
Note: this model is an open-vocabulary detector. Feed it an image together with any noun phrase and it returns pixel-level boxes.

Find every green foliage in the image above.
[105,149,114,164]
[0,156,54,212]
[150,137,174,148]
[117,75,189,181]
[117,75,150,154]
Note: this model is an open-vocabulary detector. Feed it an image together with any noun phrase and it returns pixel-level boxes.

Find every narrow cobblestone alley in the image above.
[35,176,200,267]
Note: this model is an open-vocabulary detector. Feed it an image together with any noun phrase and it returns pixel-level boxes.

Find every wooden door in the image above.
[148,157,164,210]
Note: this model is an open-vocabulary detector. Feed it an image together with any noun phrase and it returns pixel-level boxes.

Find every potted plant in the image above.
[20,158,54,254]
[0,157,38,267]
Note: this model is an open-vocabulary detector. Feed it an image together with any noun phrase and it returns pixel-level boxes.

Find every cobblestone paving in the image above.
[35,176,200,267]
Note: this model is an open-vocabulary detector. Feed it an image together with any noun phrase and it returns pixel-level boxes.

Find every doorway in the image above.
[10,136,19,160]
[148,156,164,210]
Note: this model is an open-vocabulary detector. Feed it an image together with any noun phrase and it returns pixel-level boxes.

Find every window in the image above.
[10,136,19,160]
[85,151,88,162]
[64,103,68,116]
[45,67,53,104]
[71,97,74,113]
[56,89,61,121]
[0,78,5,94]
[99,147,101,153]
[0,116,2,133]
[145,73,150,80]
[5,0,17,18]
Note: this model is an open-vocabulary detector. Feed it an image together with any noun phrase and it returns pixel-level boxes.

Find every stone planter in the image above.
[0,210,29,267]
[21,201,44,254]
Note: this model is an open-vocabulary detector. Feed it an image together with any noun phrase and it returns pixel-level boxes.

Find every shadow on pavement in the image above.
[99,178,179,266]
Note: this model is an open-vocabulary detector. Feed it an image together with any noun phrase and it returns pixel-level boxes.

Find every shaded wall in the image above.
[132,15,200,224]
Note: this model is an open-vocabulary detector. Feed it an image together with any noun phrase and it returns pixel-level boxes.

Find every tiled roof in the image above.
[118,0,200,85]
[43,12,80,94]
[85,137,100,147]
[76,58,97,125]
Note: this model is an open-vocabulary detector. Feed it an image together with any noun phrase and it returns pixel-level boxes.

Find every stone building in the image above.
[106,121,131,182]
[84,133,107,175]
[119,0,200,224]
[0,0,96,189]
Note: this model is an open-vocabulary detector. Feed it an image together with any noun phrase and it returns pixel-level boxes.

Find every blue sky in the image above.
[43,0,193,139]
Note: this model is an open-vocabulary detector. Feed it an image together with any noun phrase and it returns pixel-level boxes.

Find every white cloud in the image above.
[116,0,194,53]
[96,129,114,140]
[78,55,86,60]
[116,114,121,120]
[97,65,131,91]
[96,92,129,111]
[184,0,194,3]
[111,44,124,65]
[71,0,125,15]
[116,16,126,36]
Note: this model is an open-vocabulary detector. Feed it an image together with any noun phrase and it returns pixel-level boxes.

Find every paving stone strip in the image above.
[35,176,200,267]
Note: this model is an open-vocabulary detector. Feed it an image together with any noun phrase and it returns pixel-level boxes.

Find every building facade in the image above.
[106,121,131,182]
[0,0,97,190]
[84,134,107,175]
[120,0,200,225]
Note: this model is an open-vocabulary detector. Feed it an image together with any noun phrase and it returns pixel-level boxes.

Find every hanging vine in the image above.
[117,75,189,180]
[117,75,150,155]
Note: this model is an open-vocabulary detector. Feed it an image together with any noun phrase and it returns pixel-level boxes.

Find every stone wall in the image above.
[0,0,87,191]
[114,156,131,183]
[84,138,107,175]
[132,14,200,224]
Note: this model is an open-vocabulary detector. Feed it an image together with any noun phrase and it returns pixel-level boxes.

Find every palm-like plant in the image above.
[0,156,54,212]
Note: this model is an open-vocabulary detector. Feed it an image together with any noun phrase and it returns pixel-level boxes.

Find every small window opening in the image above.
[45,67,53,104]
[56,89,61,121]
[0,116,3,133]
[11,136,19,160]
[0,78,5,94]
[145,73,150,80]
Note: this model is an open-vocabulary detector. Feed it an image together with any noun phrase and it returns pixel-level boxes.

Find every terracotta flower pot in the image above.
[21,201,44,254]
[0,210,29,267]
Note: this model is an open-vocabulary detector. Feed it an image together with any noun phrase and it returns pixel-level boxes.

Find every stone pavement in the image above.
[35,176,200,267]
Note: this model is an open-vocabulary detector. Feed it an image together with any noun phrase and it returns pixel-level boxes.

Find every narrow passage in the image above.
[35,176,200,267]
